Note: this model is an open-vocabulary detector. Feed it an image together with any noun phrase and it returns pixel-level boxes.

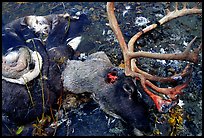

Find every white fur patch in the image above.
[4,51,19,64]
[67,36,82,50]
[26,15,50,35]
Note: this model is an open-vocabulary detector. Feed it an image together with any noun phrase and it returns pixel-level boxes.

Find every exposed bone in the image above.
[2,47,31,78]
[2,49,43,85]
[182,2,187,9]
[175,2,178,11]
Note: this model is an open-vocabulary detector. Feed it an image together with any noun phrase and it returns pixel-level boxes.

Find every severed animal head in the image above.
[62,52,152,134]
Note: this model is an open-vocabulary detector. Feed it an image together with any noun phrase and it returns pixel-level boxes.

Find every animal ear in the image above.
[122,79,143,101]
[21,16,29,26]
[44,16,51,26]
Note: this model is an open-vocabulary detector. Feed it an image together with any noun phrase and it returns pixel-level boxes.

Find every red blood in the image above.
[107,72,118,83]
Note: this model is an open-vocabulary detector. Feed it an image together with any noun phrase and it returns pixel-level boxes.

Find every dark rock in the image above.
[56,100,132,136]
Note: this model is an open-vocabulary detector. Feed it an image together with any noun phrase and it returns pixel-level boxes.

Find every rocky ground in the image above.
[2,2,202,136]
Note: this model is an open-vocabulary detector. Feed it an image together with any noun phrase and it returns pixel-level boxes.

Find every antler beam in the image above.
[106,2,202,112]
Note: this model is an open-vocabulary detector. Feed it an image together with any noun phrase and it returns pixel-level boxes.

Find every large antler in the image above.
[107,2,202,112]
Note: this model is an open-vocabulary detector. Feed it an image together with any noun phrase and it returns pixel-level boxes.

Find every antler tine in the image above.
[128,36,200,64]
[166,2,171,15]
[139,75,178,113]
[145,75,191,100]
[182,2,187,9]
[192,2,199,9]
[128,7,202,52]
[175,2,178,11]
[131,58,192,83]
[198,42,202,50]
[159,4,202,25]
[129,36,199,84]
